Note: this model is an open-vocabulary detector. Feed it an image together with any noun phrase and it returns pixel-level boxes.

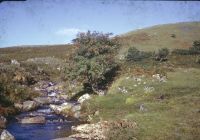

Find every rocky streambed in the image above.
[2,81,88,140]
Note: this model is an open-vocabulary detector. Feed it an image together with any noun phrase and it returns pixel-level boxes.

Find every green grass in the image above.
[0,44,75,63]
[83,68,200,140]
[117,22,200,60]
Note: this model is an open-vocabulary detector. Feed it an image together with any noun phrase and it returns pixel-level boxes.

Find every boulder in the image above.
[78,94,91,104]
[50,103,81,118]
[20,116,46,124]
[14,103,23,110]
[70,120,137,140]
[0,130,15,140]
[0,116,7,129]
[50,102,73,114]
[33,97,52,105]
[22,100,39,111]
[11,59,20,66]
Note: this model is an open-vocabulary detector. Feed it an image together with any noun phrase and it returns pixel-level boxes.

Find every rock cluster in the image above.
[14,100,39,112]
[50,102,81,118]
[77,94,91,104]
[69,120,137,140]
[152,74,167,82]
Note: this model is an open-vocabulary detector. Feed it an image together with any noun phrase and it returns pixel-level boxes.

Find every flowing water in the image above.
[7,82,79,140]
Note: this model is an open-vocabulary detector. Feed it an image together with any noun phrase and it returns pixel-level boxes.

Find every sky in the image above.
[0,0,200,48]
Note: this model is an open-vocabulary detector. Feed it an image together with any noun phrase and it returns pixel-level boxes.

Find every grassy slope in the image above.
[118,22,200,56]
[82,22,200,140]
[0,22,200,139]
[85,68,200,140]
[0,44,75,63]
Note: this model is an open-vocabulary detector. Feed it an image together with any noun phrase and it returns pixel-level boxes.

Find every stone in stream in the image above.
[50,103,81,118]
[14,103,23,110]
[0,129,15,140]
[78,94,91,104]
[0,116,7,129]
[48,92,57,97]
[20,116,46,124]
[33,97,52,105]
[22,100,39,112]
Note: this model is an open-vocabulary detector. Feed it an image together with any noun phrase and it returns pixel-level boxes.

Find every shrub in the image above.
[154,48,169,61]
[196,56,200,64]
[172,40,200,55]
[189,40,200,54]
[172,49,190,55]
[126,47,152,62]
[66,31,120,93]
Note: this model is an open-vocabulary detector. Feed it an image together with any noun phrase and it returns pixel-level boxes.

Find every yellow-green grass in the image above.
[0,44,75,63]
[118,22,200,58]
[83,68,200,140]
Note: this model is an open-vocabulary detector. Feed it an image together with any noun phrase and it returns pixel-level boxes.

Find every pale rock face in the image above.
[0,130,15,140]
[14,103,22,110]
[71,104,81,112]
[33,97,52,105]
[152,74,167,82]
[50,103,82,118]
[78,94,91,104]
[70,120,137,140]
[11,59,20,66]
[22,100,39,112]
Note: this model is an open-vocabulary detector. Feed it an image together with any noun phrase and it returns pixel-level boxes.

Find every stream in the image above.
[6,82,79,140]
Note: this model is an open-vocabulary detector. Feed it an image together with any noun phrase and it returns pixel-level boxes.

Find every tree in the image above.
[66,31,119,92]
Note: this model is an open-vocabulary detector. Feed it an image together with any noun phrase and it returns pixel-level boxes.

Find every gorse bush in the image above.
[66,31,120,92]
[126,47,152,62]
[0,65,39,108]
[154,48,169,61]
[172,40,200,55]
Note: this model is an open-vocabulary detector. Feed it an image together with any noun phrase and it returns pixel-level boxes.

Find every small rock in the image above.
[14,103,23,110]
[78,94,91,104]
[0,130,15,140]
[11,59,20,66]
[71,104,81,112]
[33,97,52,105]
[22,100,39,112]
[94,111,99,116]
[57,126,62,129]
[20,116,46,124]
[73,111,81,119]
[139,104,147,112]
[48,92,57,97]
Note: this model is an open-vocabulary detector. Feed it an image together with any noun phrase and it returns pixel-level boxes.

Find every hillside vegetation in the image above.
[0,22,200,139]
[118,22,200,58]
